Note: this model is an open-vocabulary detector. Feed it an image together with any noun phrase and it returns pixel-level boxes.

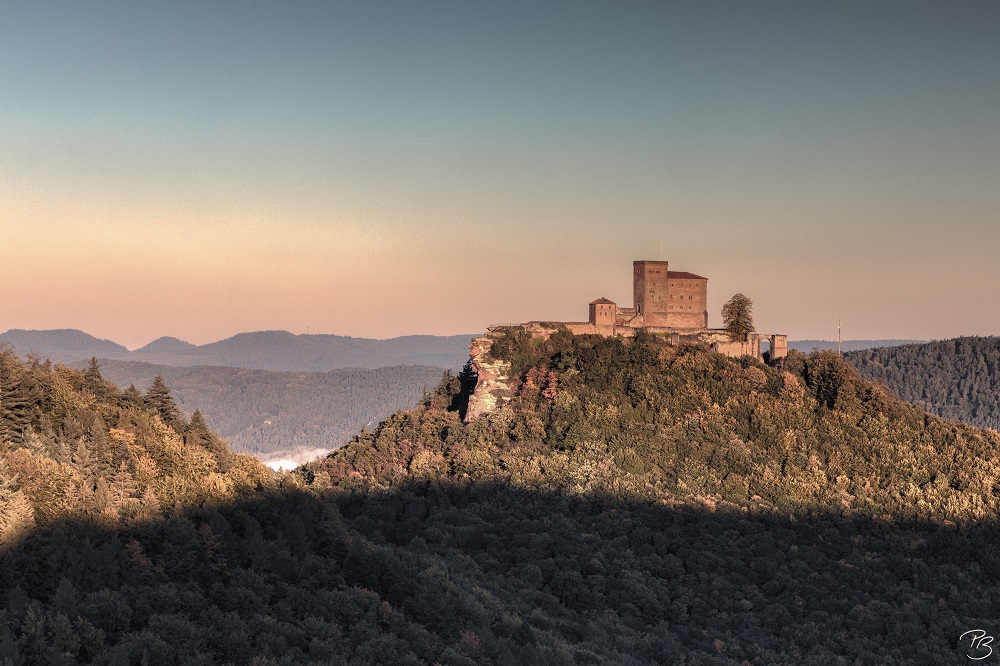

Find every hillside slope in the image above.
[4,335,1000,663]
[847,336,1000,430]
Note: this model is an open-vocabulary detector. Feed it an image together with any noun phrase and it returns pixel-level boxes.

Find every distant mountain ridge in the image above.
[0,328,128,359]
[3,328,929,371]
[0,328,475,371]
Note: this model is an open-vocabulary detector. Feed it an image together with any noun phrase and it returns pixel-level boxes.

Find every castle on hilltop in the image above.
[526,259,787,363]
[466,259,789,421]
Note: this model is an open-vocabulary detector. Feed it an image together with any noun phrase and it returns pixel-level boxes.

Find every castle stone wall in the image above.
[665,276,708,328]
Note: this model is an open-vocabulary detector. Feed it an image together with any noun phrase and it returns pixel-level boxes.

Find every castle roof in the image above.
[667,271,707,280]
[590,297,616,305]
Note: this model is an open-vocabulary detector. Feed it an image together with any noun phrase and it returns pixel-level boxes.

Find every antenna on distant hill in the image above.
[838,319,842,356]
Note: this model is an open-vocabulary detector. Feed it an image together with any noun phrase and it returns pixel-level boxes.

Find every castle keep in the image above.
[567,260,708,335]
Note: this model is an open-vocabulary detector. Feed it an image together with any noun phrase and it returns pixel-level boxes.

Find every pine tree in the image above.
[145,375,185,433]
[187,409,211,446]
[83,357,103,389]
[110,462,138,510]
[122,384,143,408]
[139,485,161,519]
[0,351,31,445]
[92,477,116,522]
[0,488,35,543]
[186,409,230,461]
[0,460,35,543]
[73,440,98,479]
[58,480,85,515]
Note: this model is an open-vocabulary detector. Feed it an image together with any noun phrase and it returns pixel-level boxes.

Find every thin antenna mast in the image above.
[659,242,663,261]
[838,319,842,356]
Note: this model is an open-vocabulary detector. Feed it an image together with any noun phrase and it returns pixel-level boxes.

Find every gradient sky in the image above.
[2,1,999,348]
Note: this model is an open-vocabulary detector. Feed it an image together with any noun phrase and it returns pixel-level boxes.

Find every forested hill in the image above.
[0,350,271,541]
[846,336,1000,430]
[5,336,1000,662]
[87,360,446,461]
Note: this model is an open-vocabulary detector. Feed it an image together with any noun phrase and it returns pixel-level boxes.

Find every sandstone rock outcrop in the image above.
[463,330,515,423]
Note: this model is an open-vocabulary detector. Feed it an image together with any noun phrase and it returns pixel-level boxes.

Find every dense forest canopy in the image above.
[847,336,1000,431]
[3,334,1000,663]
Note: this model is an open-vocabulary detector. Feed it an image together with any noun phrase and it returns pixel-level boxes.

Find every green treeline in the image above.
[3,335,1000,663]
[846,336,1000,430]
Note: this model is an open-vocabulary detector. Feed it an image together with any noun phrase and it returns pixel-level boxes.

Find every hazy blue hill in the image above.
[846,336,1000,430]
[1,328,475,371]
[0,328,128,363]
[181,330,474,371]
[789,338,923,353]
[88,359,447,462]
[135,335,198,353]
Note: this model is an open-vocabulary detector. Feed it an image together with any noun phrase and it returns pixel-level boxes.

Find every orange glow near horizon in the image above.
[3,174,998,349]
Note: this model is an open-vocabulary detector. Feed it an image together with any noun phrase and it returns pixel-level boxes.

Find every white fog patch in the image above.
[261,447,334,471]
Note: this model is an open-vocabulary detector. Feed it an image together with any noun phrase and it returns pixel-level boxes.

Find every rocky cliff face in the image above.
[463,331,514,422]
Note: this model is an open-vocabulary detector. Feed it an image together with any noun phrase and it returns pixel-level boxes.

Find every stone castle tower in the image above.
[632,260,708,329]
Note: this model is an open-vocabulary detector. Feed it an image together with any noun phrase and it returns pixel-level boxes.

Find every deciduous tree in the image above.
[722,293,754,342]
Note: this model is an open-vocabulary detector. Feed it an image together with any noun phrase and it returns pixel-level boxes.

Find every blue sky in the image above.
[2,1,998,346]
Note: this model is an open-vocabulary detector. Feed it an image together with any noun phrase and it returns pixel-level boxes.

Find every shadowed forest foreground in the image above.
[2,482,996,665]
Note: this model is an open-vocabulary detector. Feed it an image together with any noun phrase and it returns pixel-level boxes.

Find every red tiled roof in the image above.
[590,297,616,304]
[667,271,707,280]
